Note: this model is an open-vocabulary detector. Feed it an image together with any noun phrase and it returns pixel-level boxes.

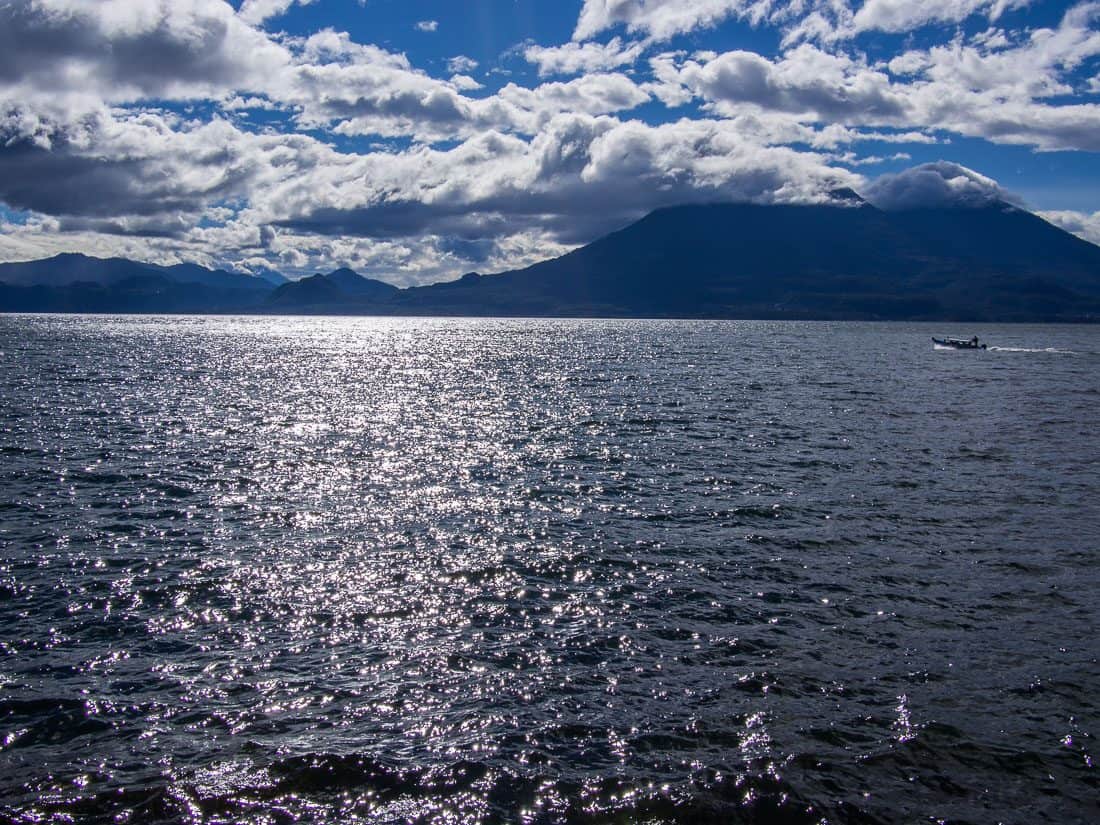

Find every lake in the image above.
[1,315,1097,823]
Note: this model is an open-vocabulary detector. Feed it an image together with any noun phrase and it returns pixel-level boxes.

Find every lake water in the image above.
[1,315,1097,824]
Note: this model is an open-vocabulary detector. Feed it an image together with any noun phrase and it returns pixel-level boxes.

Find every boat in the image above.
[932,335,987,350]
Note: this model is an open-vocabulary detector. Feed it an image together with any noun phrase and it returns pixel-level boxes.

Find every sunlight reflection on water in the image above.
[0,315,1098,823]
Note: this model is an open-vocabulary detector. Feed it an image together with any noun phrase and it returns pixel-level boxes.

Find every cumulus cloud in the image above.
[677,45,906,120]
[239,0,316,26]
[0,111,248,219]
[0,99,350,265]
[284,50,479,138]
[1,0,1098,284]
[0,0,290,106]
[656,5,1100,152]
[863,161,1023,210]
[574,0,756,42]
[267,113,860,252]
[497,74,652,119]
[415,20,439,32]
[853,0,1032,35]
[449,74,483,91]
[525,37,646,76]
[1039,209,1100,245]
[571,0,1042,45]
[0,1,679,281]
[281,48,653,140]
[447,55,479,74]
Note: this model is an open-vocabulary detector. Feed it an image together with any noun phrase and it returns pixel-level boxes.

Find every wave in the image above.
[0,753,876,825]
[987,346,1078,354]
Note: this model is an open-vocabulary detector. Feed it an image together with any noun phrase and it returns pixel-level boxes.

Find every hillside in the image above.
[3,200,1100,320]
[383,199,1100,320]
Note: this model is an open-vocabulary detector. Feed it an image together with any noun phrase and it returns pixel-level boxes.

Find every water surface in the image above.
[1,316,1097,823]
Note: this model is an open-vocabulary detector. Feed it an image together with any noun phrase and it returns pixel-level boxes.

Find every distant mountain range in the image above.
[0,253,274,314]
[3,196,1100,321]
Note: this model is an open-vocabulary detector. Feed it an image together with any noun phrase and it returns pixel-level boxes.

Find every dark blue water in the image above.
[1,315,1097,824]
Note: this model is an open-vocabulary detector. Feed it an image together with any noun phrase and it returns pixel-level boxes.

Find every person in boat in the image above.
[971,336,979,345]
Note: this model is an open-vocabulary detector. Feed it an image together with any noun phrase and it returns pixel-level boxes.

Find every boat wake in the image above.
[987,346,1078,354]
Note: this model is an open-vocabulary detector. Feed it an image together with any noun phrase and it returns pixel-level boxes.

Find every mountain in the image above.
[2,201,1100,320]
[0,253,272,292]
[267,273,346,308]
[0,253,276,312]
[154,262,271,292]
[324,268,400,300]
[382,199,1100,321]
[0,273,266,314]
[251,267,290,286]
[265,268,399,312]
[0,253,159,288]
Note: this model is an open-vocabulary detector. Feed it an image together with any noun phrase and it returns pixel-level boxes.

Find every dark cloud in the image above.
[275,201,492,238]
[436,237,497,263]
[0,0,284,101]
[292,65,472,128]
[0,112,291,223]
[0,136,172,218]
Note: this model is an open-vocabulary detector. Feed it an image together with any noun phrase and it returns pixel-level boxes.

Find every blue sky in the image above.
[1,0,1099,284]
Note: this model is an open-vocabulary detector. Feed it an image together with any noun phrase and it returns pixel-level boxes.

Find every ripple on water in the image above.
[0,315,1098,824]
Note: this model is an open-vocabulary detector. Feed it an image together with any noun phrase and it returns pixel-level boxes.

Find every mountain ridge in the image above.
[383,199,1100,320]
[0,253,272,292]
[2,201,1100,321]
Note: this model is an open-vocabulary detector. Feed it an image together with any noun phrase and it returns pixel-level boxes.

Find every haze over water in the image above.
[1,315,1097,824]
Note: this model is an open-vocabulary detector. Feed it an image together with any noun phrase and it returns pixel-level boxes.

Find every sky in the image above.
[1,0,1099,285]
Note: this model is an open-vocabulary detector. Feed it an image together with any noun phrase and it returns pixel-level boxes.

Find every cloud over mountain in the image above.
[863,162,1024,210]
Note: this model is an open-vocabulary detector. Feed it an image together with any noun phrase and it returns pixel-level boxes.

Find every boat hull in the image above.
[932,337,987,350]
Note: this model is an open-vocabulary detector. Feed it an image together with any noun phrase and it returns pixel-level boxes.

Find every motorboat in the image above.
[932,335,987,350]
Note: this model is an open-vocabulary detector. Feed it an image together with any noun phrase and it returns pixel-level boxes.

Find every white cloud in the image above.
[887,51,931,76]
[497,74,652,120]
[573,0,754,42]
[525,37,646,77]
[415,20,439,32]
[238,0,316,26]
[264,30,657,143]
[265,113,860,253]
[970,27,1013,50]
[658,6,1100,151]
[1039,209,1100,245]
[853,0,1032,35]
[1,0,1098,284]
[281,46,480,139]
[828,150,912,166]
[571,0,1042,45]
[863,161,1023,210]
[677,45,906,120]
[447,55,479,74]
[0,105,344,232]
[449,74,483,92]
[0,0,291,119]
